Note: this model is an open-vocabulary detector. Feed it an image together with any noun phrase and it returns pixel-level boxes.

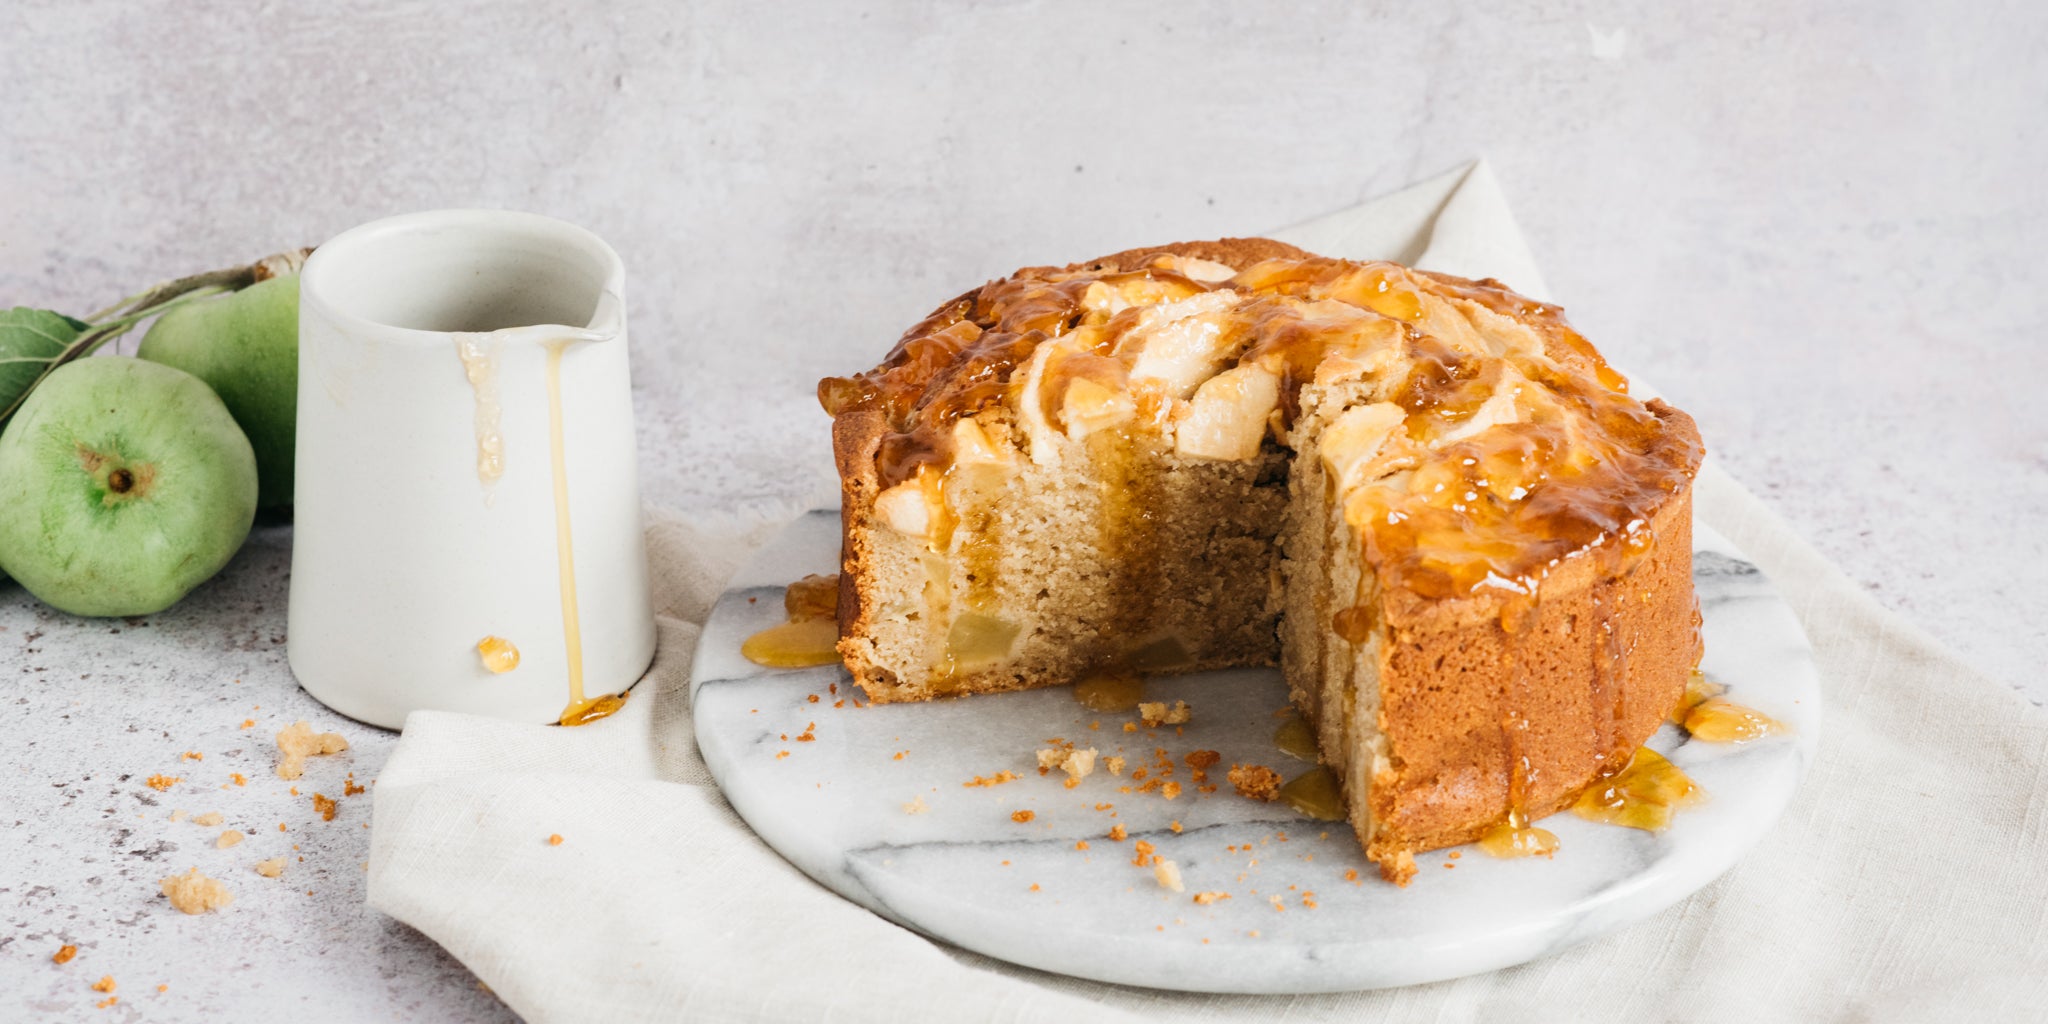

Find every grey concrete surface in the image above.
[1,1,2042,1019]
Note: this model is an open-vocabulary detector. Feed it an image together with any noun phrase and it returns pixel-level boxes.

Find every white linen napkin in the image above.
[367,162,2048,1022]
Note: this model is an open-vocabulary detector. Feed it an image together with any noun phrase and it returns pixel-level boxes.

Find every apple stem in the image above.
[0,248,314,425]
[82,248,312,324]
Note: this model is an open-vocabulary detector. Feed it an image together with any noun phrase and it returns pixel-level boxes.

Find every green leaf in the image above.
[0,307,87,418]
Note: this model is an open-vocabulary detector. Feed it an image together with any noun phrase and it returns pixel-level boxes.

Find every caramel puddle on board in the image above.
[544,339,624,727]
[743,573,844,669]
[1570,746,1702,831]
[1072,669,1145,713]
[452,333,505,494]
[1477,808,1560,859]
[1672,669,1786,743]
[1279,765,1345,821]
[1273,714,1319,762]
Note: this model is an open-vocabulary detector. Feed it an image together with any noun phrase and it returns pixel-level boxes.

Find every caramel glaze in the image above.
[819,251,1702,606]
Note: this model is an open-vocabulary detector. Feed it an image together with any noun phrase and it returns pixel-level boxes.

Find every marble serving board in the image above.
[688,509,1820,994]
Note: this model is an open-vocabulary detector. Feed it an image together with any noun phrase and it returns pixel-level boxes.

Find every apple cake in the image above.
[817,238,1704,883]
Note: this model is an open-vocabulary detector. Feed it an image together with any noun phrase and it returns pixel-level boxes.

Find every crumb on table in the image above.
[215,830,244,849]
[253,858,286,879]
[52,944,77,964]
[902,795,929,815]
[191,812,223,827]
[274,720,349,780]
[159,869,234,914]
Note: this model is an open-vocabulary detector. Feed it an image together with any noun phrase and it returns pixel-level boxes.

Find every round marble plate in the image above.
[689,509,1820,994]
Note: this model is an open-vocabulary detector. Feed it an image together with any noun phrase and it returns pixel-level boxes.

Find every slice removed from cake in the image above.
[819,239,1703,883]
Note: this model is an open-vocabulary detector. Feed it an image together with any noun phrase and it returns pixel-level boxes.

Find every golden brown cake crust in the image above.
[1367,448,1698,874]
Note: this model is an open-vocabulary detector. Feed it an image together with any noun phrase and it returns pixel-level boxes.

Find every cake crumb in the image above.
[216,830,244,849]
[1270,894,1287,912]
[1228,764,1283,801]
[1153,858,1185,892]
[1132,840,1156,867]
[239,719,255,729]
[963,771,1019,788]
[159,869,234,914]
[191,812,224,827]
[902,795,929,815]
[548,834,565,846]
[91,975,115,993]
[1170,820,1183,833]
[96,997,117,1009]
[1138,701,1191,727]
[1075,840,1089,851]
[1036,745,1098,783]
[1122,722,1138,733]
[182,751,203,761]
[229,773,247,787]
[1104,756,1126,776]
[1028,883,1041,892]
[275,721,349,780]
[253,858,286,878]
[1193,891,1230,905]
[1108,823,1128,842]
[53,944,77,964]
[313,794,338,821]
[1161,781,1182,800]
[144,774,179,791]
[1011,810,1036,824]
[344,778,365,797]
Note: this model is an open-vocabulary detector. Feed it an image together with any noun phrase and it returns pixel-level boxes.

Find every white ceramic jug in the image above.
[289,210,656,729]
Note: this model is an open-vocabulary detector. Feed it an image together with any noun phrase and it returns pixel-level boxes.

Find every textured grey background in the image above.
[2,1,2042,1020]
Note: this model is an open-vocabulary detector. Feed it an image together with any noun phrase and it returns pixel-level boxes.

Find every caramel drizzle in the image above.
[820,254,1703,604]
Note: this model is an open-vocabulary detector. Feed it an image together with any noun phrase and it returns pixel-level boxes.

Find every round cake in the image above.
[818,239,1704,883]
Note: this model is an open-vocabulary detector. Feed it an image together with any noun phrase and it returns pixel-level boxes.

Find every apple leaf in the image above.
[0,307,89,420]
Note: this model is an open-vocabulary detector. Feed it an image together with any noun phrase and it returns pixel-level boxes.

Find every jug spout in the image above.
[483,289,621,348]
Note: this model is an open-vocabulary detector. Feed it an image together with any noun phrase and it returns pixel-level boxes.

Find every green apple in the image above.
[0,357,257,616]
[137,274,298,507]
